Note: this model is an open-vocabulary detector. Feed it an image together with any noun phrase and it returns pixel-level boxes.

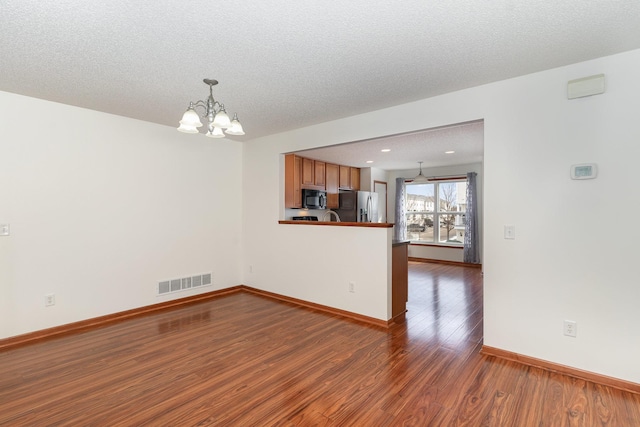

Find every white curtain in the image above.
[394,177,407,241]
[464,172,480,264]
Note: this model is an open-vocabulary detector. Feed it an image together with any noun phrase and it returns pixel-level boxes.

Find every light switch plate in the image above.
[0,224,9,236]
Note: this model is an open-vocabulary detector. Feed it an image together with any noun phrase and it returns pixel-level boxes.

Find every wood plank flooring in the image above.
[1,262,639,426]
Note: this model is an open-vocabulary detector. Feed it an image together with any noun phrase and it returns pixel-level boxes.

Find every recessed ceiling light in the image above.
[445,150,455,154]
[366,160,374,164]
[381,149,391,152]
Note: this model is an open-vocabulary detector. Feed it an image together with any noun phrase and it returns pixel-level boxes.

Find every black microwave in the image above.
[302,189,326,209]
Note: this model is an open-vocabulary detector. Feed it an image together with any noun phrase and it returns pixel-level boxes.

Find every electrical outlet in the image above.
[249,265,253,273]
[45,294,56,307]
[563,320,577,337]
[348,282,355,293]
[0,224,9,236]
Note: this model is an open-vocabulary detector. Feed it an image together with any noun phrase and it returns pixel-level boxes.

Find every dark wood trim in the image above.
[239,285,389,329]
[404,175,467,183]
[279,220,393,228]
[390,310,407,324]
[481,345,640,395]
[425,175,467,182]
[0,287,244,351]
[409,256,482,268]
[0,285,390,352]
[409,242,463,249]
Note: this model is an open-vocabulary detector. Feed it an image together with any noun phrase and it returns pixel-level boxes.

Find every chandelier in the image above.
[177,79,244,138]
[413,161,430,183]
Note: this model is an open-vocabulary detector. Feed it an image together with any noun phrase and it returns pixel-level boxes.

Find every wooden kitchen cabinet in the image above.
[301,157,315,187]
[285,154,302,208]
[301,158,325,190]
[339,165,350,189]
[286,154,359,208]
[314,161,325,187]
[339,165,361,190]
[325,163,339,209]
[350,167,360,191]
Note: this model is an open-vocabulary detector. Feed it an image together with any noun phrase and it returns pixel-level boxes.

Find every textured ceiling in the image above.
[297,121,484,171]
[2,1,640,145]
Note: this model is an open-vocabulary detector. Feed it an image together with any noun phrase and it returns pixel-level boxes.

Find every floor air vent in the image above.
[158,272,213,295]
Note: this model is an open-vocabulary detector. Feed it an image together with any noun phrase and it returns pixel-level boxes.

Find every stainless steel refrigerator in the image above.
[336,191,379,223]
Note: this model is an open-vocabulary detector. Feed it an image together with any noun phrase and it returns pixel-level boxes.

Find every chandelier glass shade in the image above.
[413,161,430,183]
[177,79,244,138]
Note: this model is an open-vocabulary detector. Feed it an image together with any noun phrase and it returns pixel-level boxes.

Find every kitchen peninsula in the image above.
[278,220,408,324]
[281,152,407,324]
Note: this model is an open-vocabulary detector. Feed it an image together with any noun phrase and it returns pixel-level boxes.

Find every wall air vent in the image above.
[158,281,171,294]
[157,272,213,295]
[202,273,212,286]
[192,275,203,287]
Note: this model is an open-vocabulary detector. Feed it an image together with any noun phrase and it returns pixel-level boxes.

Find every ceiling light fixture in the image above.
[366,160,374,164]
[381,149,391,152]
[445,150,455,154]
[177,79,244,138]
[413,161,430,183]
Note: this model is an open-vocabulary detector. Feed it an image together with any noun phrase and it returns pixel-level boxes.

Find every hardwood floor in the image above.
[1,262,638,426]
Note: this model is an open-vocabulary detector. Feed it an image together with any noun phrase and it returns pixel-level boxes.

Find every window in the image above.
[405,179,467,245]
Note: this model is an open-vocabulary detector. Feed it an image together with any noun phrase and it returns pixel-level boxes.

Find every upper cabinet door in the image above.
[314,161,325,187]
[339,165,350,189]
[301,157,315,186]
[325,163,339,209]
[284,154,302,208]
[350,167,360,191]
[301,158,326,190]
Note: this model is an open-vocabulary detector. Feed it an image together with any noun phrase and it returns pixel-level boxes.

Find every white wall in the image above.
[482,51,640,383]
[359,167,372,191]
[242,139,391,320]
[0,91,243,339]
[243,48,640,383]
[388,162,483,263]
[371,168,391,223]
[369,167,389,186]
[359,166,388,192]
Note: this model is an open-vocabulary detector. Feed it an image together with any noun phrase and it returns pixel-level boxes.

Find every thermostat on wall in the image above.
[571,163,597,180]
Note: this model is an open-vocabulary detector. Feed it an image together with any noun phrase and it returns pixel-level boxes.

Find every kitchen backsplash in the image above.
[285,208,334,220]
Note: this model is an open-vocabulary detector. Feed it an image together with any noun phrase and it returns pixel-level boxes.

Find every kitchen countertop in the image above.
[279,220,394,228]
[392,240,410,246]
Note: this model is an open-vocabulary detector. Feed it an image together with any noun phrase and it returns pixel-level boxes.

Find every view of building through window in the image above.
[405,179,467,244]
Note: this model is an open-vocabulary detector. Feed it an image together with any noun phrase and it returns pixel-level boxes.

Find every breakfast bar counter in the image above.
[278,220,394,228]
